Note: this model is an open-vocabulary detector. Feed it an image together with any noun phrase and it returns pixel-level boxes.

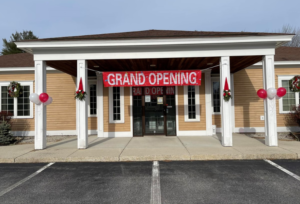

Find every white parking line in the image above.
[0,163,55,197]
[151,161,161,204]
[264,160,300,181]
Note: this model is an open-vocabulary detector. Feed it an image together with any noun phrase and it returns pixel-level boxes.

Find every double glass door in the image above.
[132,87,176,136]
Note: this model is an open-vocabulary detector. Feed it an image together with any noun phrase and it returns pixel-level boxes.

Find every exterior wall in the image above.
[177,73,206,131]
[103,87,131,132]
[0,71,79,132]
[212,115,221,128]
[234,67,300,129]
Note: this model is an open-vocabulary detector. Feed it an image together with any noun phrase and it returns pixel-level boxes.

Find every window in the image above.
[184,86,200,122]
[278,76,300,113]
[0,82,33,118]
[89,84,97,115]
[109,87,124,123]
[212,81,220,113]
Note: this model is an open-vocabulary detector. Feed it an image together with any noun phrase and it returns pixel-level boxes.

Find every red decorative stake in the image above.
[75,77,87,101]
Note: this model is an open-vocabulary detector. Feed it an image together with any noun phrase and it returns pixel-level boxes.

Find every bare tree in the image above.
[277,24,300,47]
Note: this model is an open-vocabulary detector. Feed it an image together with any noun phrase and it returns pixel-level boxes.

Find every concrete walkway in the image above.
[1,134,300,163]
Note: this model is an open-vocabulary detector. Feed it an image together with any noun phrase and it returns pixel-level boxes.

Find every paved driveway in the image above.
[0,160,300,203]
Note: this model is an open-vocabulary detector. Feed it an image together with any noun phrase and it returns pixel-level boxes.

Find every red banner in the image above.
[103,70,201,87]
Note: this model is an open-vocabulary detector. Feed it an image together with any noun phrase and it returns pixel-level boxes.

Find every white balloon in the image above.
[44,97,53,106]
[267,88,277,99]
[29,93,41,105]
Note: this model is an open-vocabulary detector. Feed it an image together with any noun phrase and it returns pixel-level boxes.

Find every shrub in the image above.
[288,105,300,127]
[0,111,15,145]
[0,121,15,145]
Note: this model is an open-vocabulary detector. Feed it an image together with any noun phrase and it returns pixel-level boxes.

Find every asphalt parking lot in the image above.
[0,160,300,204]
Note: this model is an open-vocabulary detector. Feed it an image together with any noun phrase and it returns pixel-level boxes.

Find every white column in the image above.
[76,60,88,148]
[96,72,104,137]
[34,61,47,149]
[262,55,278,146]
[220,56,232,146]
[204,69,213,135]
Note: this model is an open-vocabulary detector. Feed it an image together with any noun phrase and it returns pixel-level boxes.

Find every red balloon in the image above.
[257,89,267,99]
[39,93,49,103]
[277,87,287,97]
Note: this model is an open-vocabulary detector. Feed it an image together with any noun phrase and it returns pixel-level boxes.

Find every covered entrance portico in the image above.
[16,30,293,149]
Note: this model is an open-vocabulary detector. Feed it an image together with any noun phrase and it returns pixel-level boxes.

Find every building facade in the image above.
[0,30,298,149]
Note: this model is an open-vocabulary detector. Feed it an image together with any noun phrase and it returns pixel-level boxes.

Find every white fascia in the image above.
[253,61,300,66]
[16,35,293,52]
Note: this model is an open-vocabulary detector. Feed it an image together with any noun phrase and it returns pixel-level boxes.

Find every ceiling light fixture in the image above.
[150,64,156,67]
[207,63,213,65]
[94,65,99,68]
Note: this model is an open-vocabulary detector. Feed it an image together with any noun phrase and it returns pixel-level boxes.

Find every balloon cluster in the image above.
[257,87,286,100]
[29,93,53,105]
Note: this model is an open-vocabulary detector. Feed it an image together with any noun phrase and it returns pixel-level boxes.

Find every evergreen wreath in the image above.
[290,75,300,92]
[75,90,87,101]
[8,81,22,98]
[223,90,231,102]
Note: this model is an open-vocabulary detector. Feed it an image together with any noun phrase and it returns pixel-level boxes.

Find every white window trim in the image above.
[0,81,33,119]
[211,77,221,115]
[278,75,300,114]
[109,87,124,123]
[87,80,97,117]
[184,85,200,122]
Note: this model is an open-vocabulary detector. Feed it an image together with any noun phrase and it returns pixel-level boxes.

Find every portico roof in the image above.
[14,29,294,77]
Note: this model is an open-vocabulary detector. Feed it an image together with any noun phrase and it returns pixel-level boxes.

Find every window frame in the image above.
[278,75,300,114]
[0,81,33,119]
[109,86,124,123]
[87,80,97,117]
[184,85,200,122]
[211,77,221,115]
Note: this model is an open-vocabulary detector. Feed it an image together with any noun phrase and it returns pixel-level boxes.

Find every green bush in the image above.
[0,111,15,145]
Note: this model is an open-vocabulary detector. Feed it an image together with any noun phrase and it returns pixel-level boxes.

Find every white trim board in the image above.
[233,127,300,133]
[177,130,212,136]
[0,67,56,72]
[11,130,134,137]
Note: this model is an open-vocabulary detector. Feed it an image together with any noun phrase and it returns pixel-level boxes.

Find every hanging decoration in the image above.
[29,93,53,106]
[75,77,87,101]
[289,75,300,92]
[223,77,231,102]
[8,81,22,98]
[256,87,287,100]
[257,89,267,99]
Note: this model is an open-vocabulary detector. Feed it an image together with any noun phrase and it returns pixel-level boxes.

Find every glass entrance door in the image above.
[145,94,165,135]
[132,86,176,136]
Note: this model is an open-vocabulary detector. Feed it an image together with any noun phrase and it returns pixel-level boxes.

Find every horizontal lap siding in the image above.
[0,73,35,131]
[103,87,131,132]
[46,72,76,130]
[178,73,206,131]
[212,115,221,128]
[275,67,300,126]
[234,67,300,128]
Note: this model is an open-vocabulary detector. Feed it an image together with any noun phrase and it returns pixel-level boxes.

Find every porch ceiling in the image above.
[46,56,263,77]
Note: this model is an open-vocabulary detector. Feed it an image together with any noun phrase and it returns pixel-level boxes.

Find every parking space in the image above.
[0,162,152,204]
[0,160,300,204]
[159,160,300,204]
[0,163,46,193]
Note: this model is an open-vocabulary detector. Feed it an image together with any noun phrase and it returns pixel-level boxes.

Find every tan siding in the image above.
[212,115,221,128]
[103,87,131,132]
[46,72,76,130]
[275,68,300,126]
[0,72,35,131]
[178,73,206,131]
[234,67,300,128]
[88,117,97,130]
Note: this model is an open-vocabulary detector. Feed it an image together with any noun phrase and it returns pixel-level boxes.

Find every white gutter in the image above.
[0,67,56,71]
[253,61,300,66]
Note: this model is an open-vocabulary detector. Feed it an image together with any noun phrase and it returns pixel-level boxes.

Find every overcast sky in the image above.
[0,0,299,50]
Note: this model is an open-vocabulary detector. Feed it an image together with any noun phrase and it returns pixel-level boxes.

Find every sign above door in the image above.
[102,70,201,87]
